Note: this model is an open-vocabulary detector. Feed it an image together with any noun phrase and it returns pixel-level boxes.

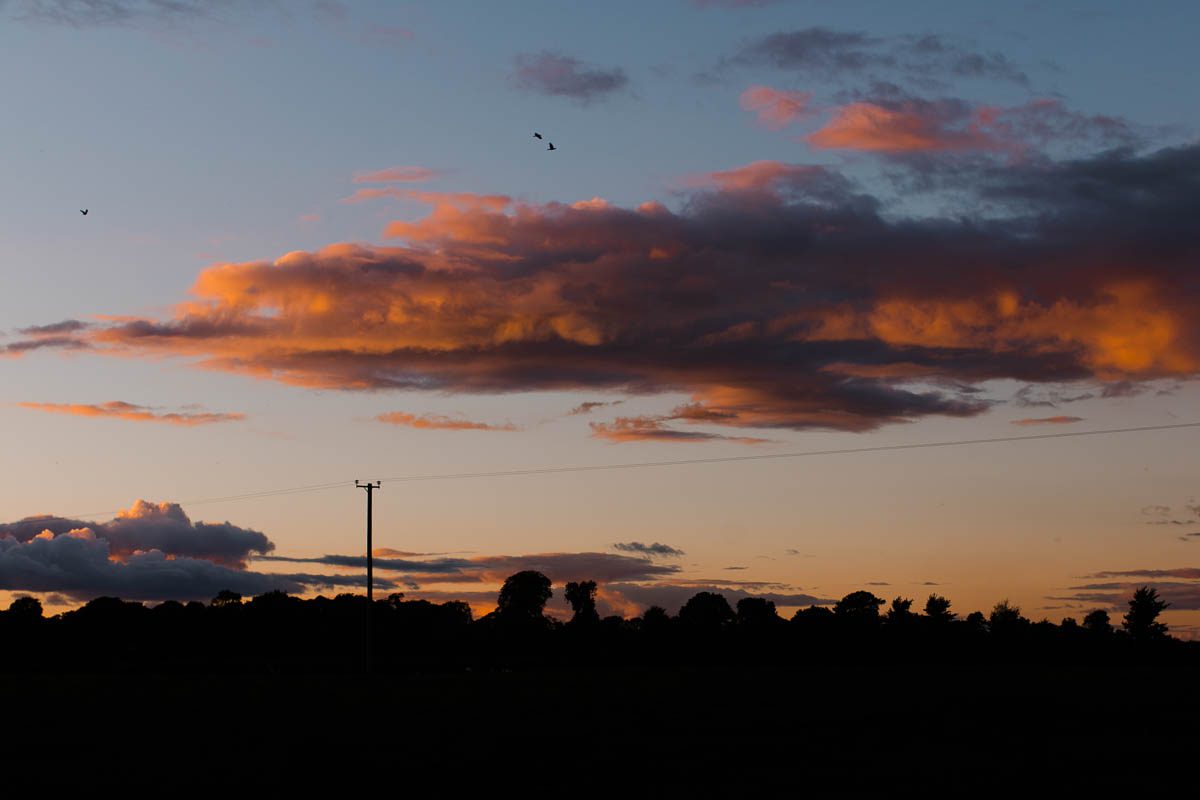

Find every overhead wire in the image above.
[32,420,1200,523]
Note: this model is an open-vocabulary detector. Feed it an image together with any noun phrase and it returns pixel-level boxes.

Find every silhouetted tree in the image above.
[211,590,242,608]
[8,596,43,620]
[789,606,835,643]
[250,590,294,612]
[834,591,884,625]
[639,605,671,633]
[964,611,987,633]
[497,571,553,623]
[564,580,600,625]
[1060,616,1079,630]
[736,597,779,627]
[1123,586,1169,641]
[923,594,954,622]
[1082,609,1112,635]
[441,601,473,626]
[678,592,735,629]
[988,600,1027,634]
[885,597,914,625]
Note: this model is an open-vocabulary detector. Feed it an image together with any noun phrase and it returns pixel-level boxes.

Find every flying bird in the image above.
[547,142,556,151]
[533,132,543,139]
[80,209,88,215]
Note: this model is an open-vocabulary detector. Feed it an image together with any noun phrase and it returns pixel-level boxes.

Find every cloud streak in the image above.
[18,401,244,426]
[261,550,681,586]
[589,415,770,444]
[376,411,517,431]
[567,400,622,416]
[353,166,443,184]
[612,541,686,558]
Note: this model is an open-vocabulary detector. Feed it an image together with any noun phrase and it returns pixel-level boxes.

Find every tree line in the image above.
[0,572,1189,673]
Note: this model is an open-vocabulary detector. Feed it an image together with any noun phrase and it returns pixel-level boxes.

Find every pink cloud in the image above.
[739,85,814,130]
[353,166,443,184]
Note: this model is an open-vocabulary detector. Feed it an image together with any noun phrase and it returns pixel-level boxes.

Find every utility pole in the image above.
[356,480,380,673]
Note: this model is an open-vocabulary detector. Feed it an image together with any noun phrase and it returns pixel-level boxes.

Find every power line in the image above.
[36,420,1200,521]
[379,421,1200,484]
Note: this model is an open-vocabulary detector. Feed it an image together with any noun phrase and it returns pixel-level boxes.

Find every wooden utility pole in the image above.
[356,480,380,673]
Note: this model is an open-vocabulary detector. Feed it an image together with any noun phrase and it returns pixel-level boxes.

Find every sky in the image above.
[2,0,1200,631]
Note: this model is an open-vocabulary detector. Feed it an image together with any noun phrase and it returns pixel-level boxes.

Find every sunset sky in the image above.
[2,0,1199,632]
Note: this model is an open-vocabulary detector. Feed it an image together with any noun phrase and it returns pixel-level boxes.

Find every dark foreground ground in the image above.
[4,663,1196,792]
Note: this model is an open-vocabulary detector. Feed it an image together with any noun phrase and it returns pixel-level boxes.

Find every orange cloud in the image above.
[807,101,998,152]
[700,160,836,193]
[812,283,1198,379]
[353,165,442,184]
[17,401,244,426]
[806,97,1137,154]
[376,412,517,431]
[35,145,1200,437]
[1012,416,1084,425]
[739,85,813,130]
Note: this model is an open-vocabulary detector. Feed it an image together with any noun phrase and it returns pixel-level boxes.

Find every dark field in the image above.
[5,663,1196,791]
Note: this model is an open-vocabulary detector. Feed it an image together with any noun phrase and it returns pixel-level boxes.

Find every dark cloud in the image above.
[0,501,406,602]
[1055,566,1200,611]
[1053,580,1200,611]
[726,28,1027,87]
[0,532,289,601]
[1013,385,1094,408]
[513,51,628,102]
[612,541,686,558]
[16,319,90,335]
[2,336,88,356]
[0,500,272,568]
[0,531,391,602]
[568,400,622,416]
[1091,568,1200,580]
[261,551,681,586]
